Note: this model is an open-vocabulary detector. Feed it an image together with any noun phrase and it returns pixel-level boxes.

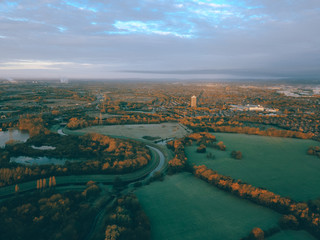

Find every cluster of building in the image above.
[230,104,278,113]
[189,95,278,114]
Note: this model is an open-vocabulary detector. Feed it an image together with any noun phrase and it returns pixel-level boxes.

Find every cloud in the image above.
[0,0,319,79]
[107,20,194,38]
[0,1,18,13]
[193,0,230,8]
[62,0,99,12]
[0,60,101,71]
[0,60,75,70]
[57,26,67,33]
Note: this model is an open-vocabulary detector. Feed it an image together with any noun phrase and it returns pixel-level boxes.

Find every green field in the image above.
[269,230,315,240]
[136,173,285,240]
[185,133,320,201]
[71,123,188,140]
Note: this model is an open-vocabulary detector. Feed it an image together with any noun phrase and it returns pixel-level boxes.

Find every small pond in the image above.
[10,156,79,165]
[31,145,56,150]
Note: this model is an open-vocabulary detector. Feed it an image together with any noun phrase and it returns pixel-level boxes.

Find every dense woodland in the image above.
[18,115,51,137]
[0,183,100,240]
[0,132,151,187]
[167,132,222,173]
[104,194,151,240]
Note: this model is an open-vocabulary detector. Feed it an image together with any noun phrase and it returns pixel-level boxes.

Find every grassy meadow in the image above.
[185,133,320,201]
[72,122,188,140]
[136,173,285,240]
[269,230,315,240]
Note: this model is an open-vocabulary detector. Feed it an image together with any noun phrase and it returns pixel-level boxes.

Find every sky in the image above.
[0,0,319,80]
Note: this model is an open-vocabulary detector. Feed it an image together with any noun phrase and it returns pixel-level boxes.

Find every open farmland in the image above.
[72,122,189,140]
[135,173,289,240]
[186,133,320,201]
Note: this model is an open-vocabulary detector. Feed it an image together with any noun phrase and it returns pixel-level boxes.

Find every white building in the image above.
[191,95,197,108]
[230,104,278,113]
[247,105,264,111]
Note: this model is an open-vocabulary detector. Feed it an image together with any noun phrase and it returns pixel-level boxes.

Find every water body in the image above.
[10,156,76,165]
[0,129,29,148]
[31,145,56,150]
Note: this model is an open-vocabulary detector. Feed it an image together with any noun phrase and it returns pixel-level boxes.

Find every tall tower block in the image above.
[191,95,197,108]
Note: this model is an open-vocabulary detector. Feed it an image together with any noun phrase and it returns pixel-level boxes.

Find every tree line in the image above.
[180,117,315,140]
[193,165,320,239]
[66,113,177,130]
[167,132,218,173]
[307,146,320,158]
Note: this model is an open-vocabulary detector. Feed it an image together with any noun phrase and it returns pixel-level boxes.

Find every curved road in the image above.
[0,127,170,240]
[83,146,166,240]
[57,129,67,136]
[145,146,165,179]
[0,140,167,199]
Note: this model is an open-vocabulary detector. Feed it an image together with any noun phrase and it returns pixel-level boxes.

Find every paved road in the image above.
[82,146,166,240]
[0,126,170,240]
[145,145,166,179]
[57,129,67,136]
[0,125,170,199]
[0,144,165,199]
[84,195,115,240]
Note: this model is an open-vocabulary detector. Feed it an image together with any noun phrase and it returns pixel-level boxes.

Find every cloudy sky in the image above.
[0,0,319,80]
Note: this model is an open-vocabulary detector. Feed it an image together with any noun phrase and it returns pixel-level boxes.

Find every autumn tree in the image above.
[216,141,226,151]
[15,184,19,193]
[231,150,242,159]
[18,115,50,137]
[113,177,125,192]
[104,194,151,240]
[249,227,264,240]
[307,146,320,158]
[279,215,299,229]
[196,144,206,153]
[105,225,125,240]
